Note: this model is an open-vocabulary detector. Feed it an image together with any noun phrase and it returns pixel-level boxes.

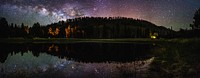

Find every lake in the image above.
[0,40,200,78]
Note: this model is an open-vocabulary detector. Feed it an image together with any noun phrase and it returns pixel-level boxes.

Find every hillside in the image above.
[1,17,174,38]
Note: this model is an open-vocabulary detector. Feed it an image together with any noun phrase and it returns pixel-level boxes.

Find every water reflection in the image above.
[1,41,199,77]
[0,43,154,63]
[0,52,154,78]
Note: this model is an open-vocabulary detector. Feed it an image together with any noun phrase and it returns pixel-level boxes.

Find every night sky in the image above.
[0,0,200,30]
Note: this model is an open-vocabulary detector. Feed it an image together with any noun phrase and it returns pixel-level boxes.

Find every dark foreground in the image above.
[0,38,200,78]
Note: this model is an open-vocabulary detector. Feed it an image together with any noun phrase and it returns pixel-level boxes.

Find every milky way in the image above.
[0,0,200,30]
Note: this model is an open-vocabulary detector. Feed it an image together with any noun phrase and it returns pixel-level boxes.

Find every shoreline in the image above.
[0,38,199,44]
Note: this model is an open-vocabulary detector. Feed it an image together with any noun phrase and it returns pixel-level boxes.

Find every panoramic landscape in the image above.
[0,0,200,78]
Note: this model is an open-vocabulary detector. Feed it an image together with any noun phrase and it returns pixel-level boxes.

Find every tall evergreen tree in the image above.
[0,17,9,38]
[191,8,200,30]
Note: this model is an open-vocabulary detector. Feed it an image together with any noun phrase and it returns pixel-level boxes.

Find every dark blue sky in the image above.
[0,0,200,30]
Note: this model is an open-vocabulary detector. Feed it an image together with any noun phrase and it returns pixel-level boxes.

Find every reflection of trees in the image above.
[0,43,154,63]
[48,44,59,52]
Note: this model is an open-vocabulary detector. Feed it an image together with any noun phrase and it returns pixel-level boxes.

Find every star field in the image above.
[0,0,200,30]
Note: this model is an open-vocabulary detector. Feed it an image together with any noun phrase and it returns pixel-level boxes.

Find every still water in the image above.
[0,43,155,78]
[0,41,200,78]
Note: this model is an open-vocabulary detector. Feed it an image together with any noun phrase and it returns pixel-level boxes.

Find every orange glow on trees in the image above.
[24,26,29,34]
[65,25,71,38]
[48,27,54,35]
[55,27,60,35]
[48,27,60,37]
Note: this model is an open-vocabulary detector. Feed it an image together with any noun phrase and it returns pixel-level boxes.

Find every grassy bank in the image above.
[149,38,200,77]
[0,38,165,44]
[1,38,200,44]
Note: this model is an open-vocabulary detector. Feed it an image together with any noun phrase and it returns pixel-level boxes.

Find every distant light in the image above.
[151,36,156,39]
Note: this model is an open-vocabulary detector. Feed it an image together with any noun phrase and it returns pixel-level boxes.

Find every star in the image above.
[0,0,200,30]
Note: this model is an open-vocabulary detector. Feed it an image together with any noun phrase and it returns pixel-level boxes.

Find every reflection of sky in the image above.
[0,52,154,77]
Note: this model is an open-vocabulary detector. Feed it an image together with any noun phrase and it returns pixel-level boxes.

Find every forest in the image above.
[1,8,200,39]
[0,17,174,39]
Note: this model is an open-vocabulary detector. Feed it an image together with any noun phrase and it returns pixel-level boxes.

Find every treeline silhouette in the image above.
[0,43,154,63]
[0,17,174,39]
[1,7,200,39]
